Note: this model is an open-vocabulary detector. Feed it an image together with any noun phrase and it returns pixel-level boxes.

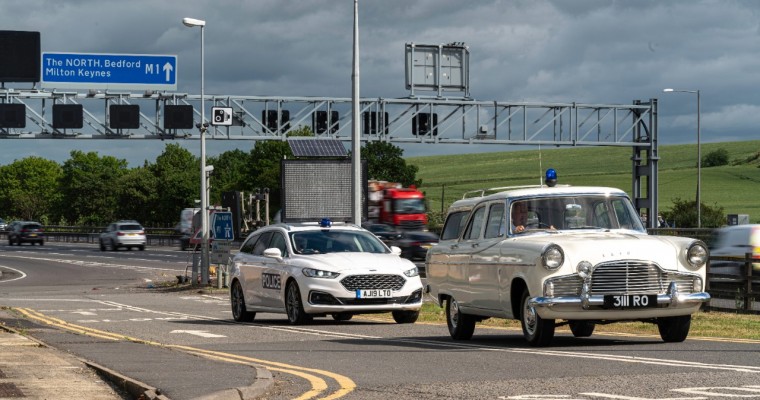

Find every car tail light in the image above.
[139,231,145,235]
[117,232,125,236]
[411,241,421,246]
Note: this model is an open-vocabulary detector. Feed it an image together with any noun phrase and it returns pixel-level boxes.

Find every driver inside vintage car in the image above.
[511,201,529,233]
[511,201,555,234]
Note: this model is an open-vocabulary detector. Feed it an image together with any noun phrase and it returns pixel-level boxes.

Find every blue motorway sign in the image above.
[41,52,177,91]
[212,212,234,241]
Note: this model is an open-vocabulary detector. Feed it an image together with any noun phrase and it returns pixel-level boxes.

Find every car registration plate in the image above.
[603,294,657,309]
[356,289,392,299]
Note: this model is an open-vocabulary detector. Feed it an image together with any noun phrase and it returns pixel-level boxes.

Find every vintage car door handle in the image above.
[471,243,479,248]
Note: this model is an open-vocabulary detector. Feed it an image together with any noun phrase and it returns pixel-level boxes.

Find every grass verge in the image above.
[373,303,760,341]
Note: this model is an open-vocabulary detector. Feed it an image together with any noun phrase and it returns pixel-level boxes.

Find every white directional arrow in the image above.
[170,330,226,338]
[163,62,173,82]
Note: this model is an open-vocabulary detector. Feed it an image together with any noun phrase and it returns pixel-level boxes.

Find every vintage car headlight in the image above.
[403,266,419,277]
[542,244,564,270]
[576,261,593,279]
[302,268,340,279]
[686,241,708,270]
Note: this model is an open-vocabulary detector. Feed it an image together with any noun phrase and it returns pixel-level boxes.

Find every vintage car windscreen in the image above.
[510,195,645,232]
[290,230,389,254]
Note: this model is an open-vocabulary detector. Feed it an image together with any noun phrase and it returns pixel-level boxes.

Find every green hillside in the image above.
[407,140,760,223]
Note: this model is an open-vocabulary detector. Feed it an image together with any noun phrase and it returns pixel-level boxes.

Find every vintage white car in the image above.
[426,178,710,346]
[228,219,423,324]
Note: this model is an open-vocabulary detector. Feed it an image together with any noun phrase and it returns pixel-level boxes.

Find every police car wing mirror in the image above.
[390,246,402,256]
[263,248,283,261]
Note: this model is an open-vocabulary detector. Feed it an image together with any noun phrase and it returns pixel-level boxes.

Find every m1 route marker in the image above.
[41,52,177,90]
[211,212,234,241]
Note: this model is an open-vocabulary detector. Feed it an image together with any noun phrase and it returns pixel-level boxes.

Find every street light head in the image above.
[663,88,674,92]
[182,17,206,27]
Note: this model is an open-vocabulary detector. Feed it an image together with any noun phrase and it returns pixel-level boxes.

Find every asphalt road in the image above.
[1,242,759,400]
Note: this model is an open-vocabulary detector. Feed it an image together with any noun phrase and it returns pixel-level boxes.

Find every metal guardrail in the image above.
[0,228,182,247]
[707,253,759,313]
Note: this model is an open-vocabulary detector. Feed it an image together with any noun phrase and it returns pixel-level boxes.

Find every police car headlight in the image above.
[542,244,564,271]
[686,241,708,270]
[302,268,340,279]
[403,266,419,277]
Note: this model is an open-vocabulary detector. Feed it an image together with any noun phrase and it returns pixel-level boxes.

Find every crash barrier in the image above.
[0,226,182,247]
[706,254,759,314]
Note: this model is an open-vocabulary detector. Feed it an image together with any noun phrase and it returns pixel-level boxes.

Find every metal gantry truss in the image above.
[0,89,660,227]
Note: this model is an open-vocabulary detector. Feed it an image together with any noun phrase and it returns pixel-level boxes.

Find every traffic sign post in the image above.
[211,212,234,241]
[211,107,233,126]
[41,52,177,90]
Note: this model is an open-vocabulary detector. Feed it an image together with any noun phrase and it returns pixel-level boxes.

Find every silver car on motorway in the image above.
[99,220,147,251]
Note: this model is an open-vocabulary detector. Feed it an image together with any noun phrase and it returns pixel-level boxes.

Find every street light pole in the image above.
[183,17,209,281]
[663,88,701,228]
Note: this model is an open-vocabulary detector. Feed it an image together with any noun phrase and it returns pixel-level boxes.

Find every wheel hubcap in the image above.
[232,285,242,316]
[449,300,459,328]
[287,285,298,320]
[523,300,537,334]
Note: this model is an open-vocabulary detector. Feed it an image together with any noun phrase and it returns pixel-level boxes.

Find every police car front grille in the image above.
[340,274,406,291]
[590,261,663,295]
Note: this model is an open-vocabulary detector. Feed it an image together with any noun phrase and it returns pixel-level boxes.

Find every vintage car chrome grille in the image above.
[664,272,699,294]
[590,261,663,295]
[340,274,406,291]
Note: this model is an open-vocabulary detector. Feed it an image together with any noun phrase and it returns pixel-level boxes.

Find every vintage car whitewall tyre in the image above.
[520,289,555,346]
[446,297,476,340]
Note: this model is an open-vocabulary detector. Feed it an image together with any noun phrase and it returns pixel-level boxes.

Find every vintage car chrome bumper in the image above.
[529,281,711,309]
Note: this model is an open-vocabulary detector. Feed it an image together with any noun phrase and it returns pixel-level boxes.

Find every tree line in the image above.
[0,128,420,228]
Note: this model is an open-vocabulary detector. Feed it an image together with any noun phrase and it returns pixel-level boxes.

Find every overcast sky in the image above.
[2,0,759,166]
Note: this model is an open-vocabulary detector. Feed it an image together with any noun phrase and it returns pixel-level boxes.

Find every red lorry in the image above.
[368,180,427,230]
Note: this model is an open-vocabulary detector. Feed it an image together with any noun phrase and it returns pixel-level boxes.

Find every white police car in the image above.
[426,169,710,346]
[228,219,423,324]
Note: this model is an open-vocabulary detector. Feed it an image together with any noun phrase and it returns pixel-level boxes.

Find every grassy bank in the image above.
[408,140,760,223]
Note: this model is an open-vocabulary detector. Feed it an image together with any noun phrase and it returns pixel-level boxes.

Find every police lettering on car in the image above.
[262,273,281,290]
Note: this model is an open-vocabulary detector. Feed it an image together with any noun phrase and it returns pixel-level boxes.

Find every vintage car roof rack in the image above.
[461,184,571,199]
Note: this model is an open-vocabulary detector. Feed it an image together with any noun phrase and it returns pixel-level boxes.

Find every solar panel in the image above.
[288,138,348,158]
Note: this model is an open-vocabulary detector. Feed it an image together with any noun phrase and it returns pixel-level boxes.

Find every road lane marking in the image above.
[0,265,27,283]
[170,329,226,338]
[12,307,355,400]
[0,254,182,272]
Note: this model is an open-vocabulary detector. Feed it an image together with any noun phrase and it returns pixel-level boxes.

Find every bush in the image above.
[702,148,729,167]
[661,198,725,228]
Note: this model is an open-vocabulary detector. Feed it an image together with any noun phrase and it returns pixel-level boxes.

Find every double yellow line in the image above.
[14,308,355,400]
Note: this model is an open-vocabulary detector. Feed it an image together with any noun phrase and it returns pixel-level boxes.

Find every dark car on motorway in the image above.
[390,230,439,261]
[362,223,402,244]
[8,221,45,246]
